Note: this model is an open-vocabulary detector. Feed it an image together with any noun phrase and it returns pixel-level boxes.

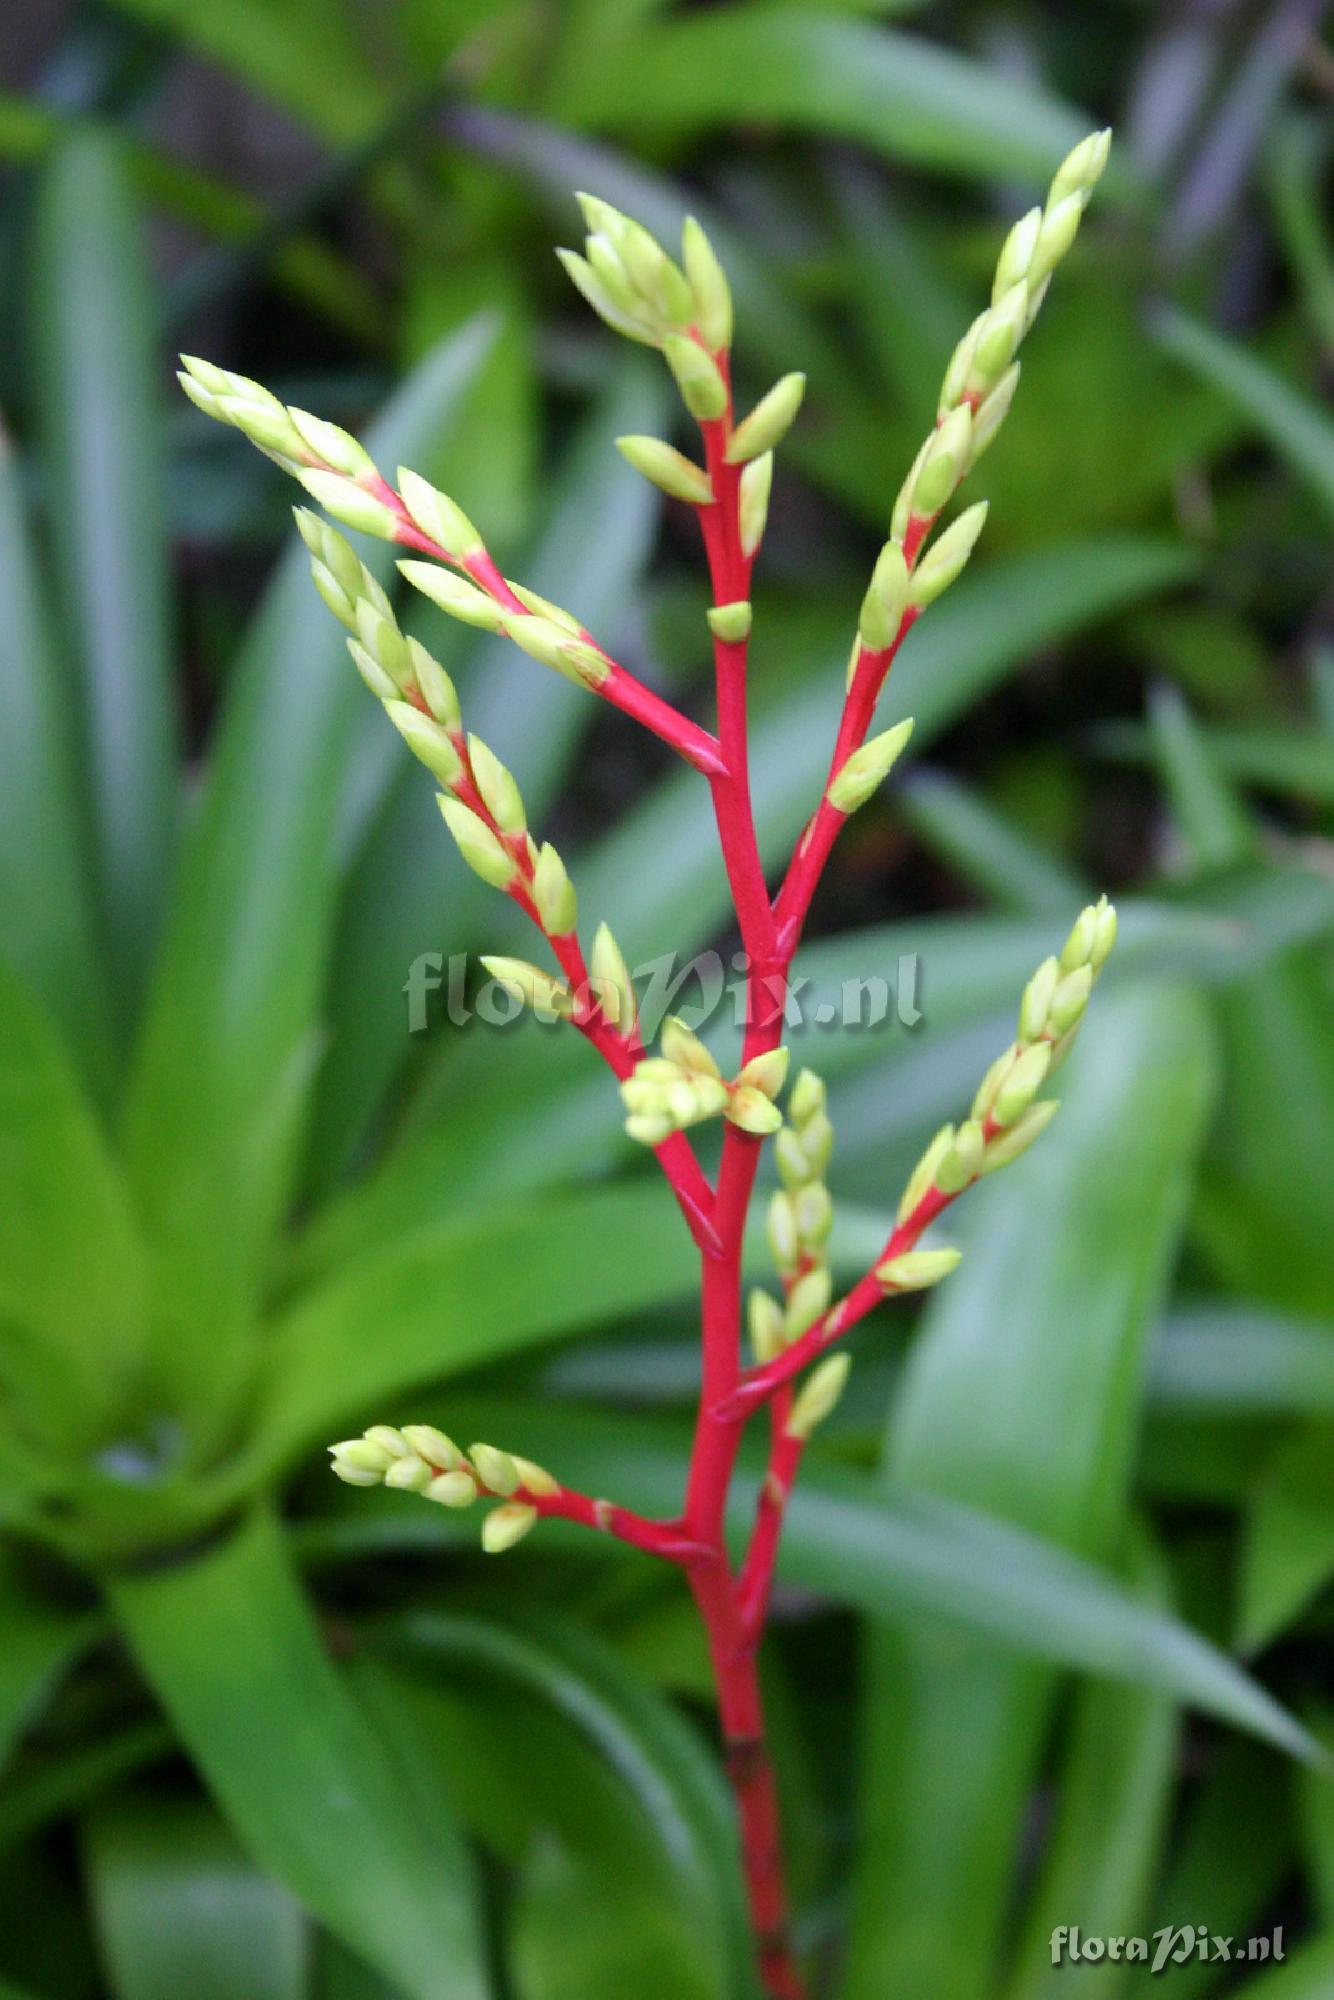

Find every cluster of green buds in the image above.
[293,510,584,941]
[621,1021,789,1144]
[888,128,1111,563]
[328,1424,558,1553]
[749,1070,854,1438]
[884,897,1119,1284]
[401,552,612,694]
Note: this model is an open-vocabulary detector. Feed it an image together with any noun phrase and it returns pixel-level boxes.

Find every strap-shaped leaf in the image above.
[0,962,147,1458]
[0,1550,100,1780]
[0,442,111,1095]
[81,1791,308,2000]
[30,128,178,1019]
[843,983,1216,1999]
[109,1508,489,2000]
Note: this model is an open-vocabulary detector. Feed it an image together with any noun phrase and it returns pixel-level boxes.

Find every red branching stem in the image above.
[726,1183,956,1417]
[417,1450,706,1564]
[366,473,725,776]
[738,1396,803,1649]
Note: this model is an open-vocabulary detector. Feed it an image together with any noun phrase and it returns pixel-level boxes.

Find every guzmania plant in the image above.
[183,128,1115,2000]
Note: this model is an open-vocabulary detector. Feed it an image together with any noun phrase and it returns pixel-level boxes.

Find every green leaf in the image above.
[1230,1937,1334,1998]
[109,1508,489,2000]
[1152,302,1334,523]
[102,0,387,140]
[0,961,147,1456]
[122,318,495,1429]
[1149,1305,1334,1419]
[29,127,178,1021]
[1239,1422,1334,1650]
[1146,682,1257,876]
[1004,1529,1179,1999]
[0,1552,99,1779]
[1095,719,1334,805]
[556,12,1098,184]
[895,766,1089,913]
[0,437,111,1096]
[1144,1740,1293,2000]
[81,1791,308,2000]
[254,1185,696,1476]
[371,1613,754,1998]
[510,1845,720,2000]
[844,982,1216,2000]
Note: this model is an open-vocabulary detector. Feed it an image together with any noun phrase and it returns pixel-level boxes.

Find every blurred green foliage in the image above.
[0,2,1331,1996]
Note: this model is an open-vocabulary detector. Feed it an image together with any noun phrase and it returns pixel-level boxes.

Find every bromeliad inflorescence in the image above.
[184,126,1113,2000]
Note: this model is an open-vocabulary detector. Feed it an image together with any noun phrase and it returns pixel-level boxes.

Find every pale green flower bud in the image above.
[355,601,412,690]
[788,1354,851,1440]
[799,1109,834,1177]
[736,1047,790,1099]
[725,373,806,465]
[890,434,934,541]
[590,923,637,1034]
[471,1443,520,1497]
[1091,898,1118,969]
[427,1470,478,1507]
[556,639,613,691]
[1049,964,1093,1035]
[980,1098,1059,1172]
[482,1502,539,1553]
[298,469,400,539]
[775,1127,812,1190]
[910,406,973,519]
[934,1118,985,1194]
[767,1189,799,1272]
[397,559,503,631]
[1048,129,1112,210]
[938,313,988,415]
[993,1042,1052,1125]
[329,1456,381,1488]
[794,1181,833,1248]
[364,1425,411,1457]
[1029,193,1083,288]
[585,233,641,317]
[909,503,989,609]
[438,796,518,890]
[220,396,306,460]
[616,435,714,504]
[467,737,525,834]
[512,1456,561,1498]
[876,1247,963,1292]
[707,600,752,642]
[738,452,773,558]
[618,219,693,325]
[661,1014,720,1078]
[681,216,733,351]
[290,408,377,480]
[178,370,226,422]
[330,1438,395,1475]
[727,1087,784,1135]
[785,1266,832,1341]
[407,639,461,730]
[971,1046,1017,1122]
[397,466,482,559]
[967,363,1021,469]
[992,206,1042,302]
[556,247,657,346]
[179,352,233,396]
[1060,906,1099,970]
[858,539,910,650]
[480,956,572,1022]
[401,1425,464,1470]
[347,640,400,704]
[625,1112,675,1145]
[789,1068,825,1127]
[897,1124,955,1223]
[384,701,464,786]
[827,717,915,813]
[1018,956,1061,1044]
[749,1289,786,1364]
[664,334,729,421]
[504,615,578,673]
[967,284,1028,395]
[384,1454,433,1492]
[505,583,582,636]
[532,843,577,936]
